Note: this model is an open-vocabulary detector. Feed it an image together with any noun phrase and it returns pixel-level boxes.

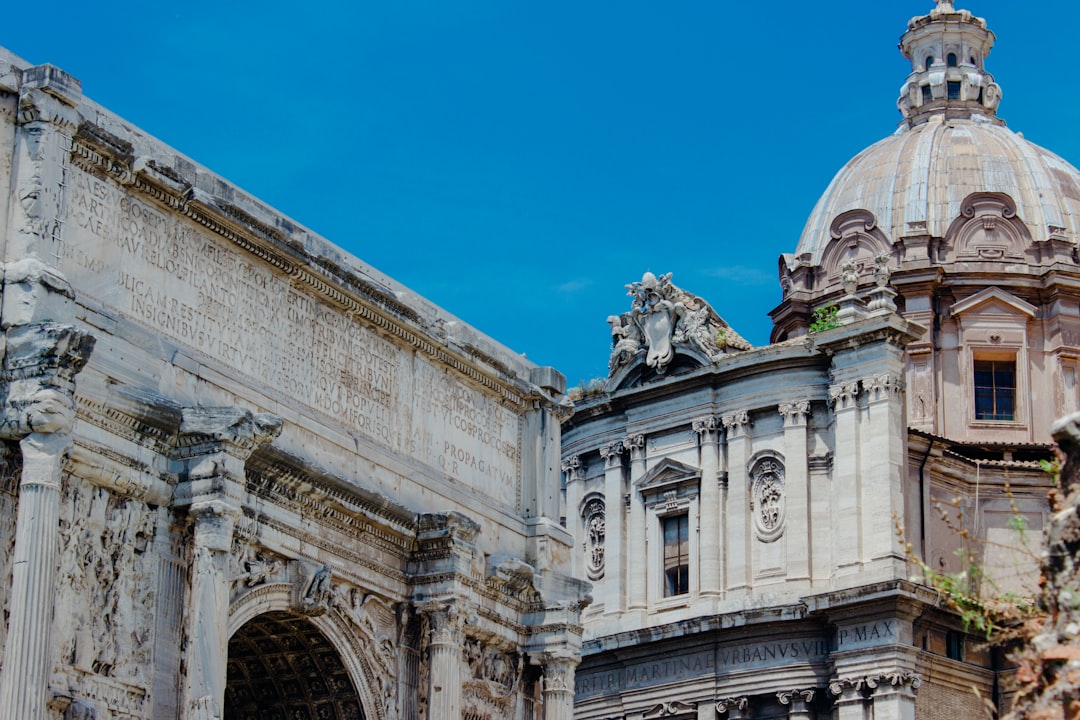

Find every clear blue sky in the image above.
[4,1,1079,386]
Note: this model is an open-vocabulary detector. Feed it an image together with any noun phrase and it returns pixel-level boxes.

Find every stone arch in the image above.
[819,209,893,289]
[226,583,386,720]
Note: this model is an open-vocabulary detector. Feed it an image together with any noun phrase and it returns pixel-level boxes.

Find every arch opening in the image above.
[225,611,366,720]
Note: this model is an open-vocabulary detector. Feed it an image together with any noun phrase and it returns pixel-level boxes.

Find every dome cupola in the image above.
[898,0,1002,125]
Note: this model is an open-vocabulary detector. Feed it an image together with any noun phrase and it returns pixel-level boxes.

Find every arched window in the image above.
[925,55,935,70]
[947,53,958,67]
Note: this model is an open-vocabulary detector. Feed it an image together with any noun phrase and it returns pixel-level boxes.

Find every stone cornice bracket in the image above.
[561,454,584,482]
[16,64,82,129]
[0,322,95,440]
[623,433,646,460]
[828,381,861,411]
[863,373,902,403]
[692,414,720,439]
[778,400,811,427]
[721,410,750,438]
[412,511,481,579]
[170,407,282,517]
[599,440,625,469]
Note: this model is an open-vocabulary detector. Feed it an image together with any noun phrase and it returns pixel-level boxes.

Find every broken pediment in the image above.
[606,272,751,387]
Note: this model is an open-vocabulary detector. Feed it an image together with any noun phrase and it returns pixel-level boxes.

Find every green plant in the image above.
[808,303,839,333]
[567,377,607,401]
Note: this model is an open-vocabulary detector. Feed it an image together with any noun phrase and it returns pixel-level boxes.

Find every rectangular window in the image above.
[663,514,689,597]
[974,359,1016,421]
[922,85,933,104]
[947,81,961,100]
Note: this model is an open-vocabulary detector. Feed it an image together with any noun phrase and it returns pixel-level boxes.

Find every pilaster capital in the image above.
[599,440,624,468]
[777,688,816,707]
[778,400,811,427]
[715,695,749,717]
[721,410,750,437]
[829,676,869,703]
[642,700,696,718]
[691,415,720,438]
[538,652,579,695]
[863,373,902,403]
[623,433,646,460]
[415,596,471,646]
[866,671,922,695]
[561,454,584,482]
[0,322,95,440]
[828,381,861,410]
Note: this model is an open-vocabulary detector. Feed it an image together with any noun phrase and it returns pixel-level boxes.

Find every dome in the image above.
[795,116,1080,263]
[794,0,1080,266]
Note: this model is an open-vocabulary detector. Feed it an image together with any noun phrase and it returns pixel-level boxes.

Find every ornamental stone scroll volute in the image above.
[942,193,1030,263]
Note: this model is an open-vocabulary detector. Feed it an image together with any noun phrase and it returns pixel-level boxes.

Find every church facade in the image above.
[563,2,1076,718]
[0,41,588,720]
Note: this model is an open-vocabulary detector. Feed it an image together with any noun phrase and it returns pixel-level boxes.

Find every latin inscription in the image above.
[64,168,521,504]
[574,638,831,699]
[836,620,895,649]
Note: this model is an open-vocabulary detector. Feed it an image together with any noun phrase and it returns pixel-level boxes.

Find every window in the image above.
[662,514,689,597]
[974,359,1016,421]
[925,55,934,70]
[922,85,932,104]
[947,81,961,100]
[947,53,958,67]
[945,630,964,661]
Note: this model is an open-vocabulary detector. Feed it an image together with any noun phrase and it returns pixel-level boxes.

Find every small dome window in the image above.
[925,55,935,70]
[969,56,977,67]
[947,53,958,67]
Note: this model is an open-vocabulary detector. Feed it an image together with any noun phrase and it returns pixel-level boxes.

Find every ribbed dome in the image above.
[796,115,1080,264]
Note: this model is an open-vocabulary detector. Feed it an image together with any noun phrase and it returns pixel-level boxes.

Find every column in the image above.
[0,323,94,720]
[778,689,816,720]
[722,411,750,592]
[171,407,282,720]
[716,696,750,719]
[829,382,862,571]
[538,652,579,720]
[693,415,721,597]
[779,401,811,582]
[829,678,869,720]
[599,441,625,613]
[419,600,467,718]
[625,433,648,611]
[868,673,920,720]
[562,455,585,579]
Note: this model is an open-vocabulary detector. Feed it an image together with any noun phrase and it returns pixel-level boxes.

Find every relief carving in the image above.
[462,636,522,719]
[335,588,401,720]
[749,456,786,542]
[582,497,606,580]
[608,272,750,376]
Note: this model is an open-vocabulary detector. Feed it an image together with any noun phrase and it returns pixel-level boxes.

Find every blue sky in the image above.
[4,1,1079,387]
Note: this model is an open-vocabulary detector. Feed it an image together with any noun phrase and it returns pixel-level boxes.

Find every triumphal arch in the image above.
[0,53,588,719]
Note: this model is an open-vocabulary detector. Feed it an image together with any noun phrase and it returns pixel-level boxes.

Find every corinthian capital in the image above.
[778,400,811,427]
[721,410,750,437]
[0,322,95,439]
[828,381,861,410]
[692,415,720,438]
[561,454,584,482]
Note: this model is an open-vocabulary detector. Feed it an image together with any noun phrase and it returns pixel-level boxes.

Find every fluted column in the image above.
[722,411,750,592]
[625,433,648,611]
[172,408,282,720]
[779,401,811,582]
[778,688,816,720]
[829,382,862,572]
[693,416,721,597]
[0,322,93,720]
[539,653,579,720]
[599,441,625,613]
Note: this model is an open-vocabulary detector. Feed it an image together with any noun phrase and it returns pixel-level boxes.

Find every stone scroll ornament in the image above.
[607,272,751,376]
[749,456,786,542]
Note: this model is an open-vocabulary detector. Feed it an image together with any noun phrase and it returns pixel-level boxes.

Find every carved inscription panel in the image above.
[64,167,521,506]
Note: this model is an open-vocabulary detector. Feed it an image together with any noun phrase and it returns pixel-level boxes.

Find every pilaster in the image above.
[562,455,585,579]
[829,381,862,572]
[0,321,94,720]
[171,407,282,720]
[693,415,721,597]
[866,672,920,720]
[599,440,625,614]
[861,373,905,564]
[722,411,750,592]
[624,433,648,611]
[716,695,750,719]
[829,677,869,720]
[778,688,816,720]
[778,401,811,582]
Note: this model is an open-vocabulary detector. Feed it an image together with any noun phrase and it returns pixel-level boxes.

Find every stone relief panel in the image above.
[62,165,522,507]
[462,637,522,720]
[0,445,21,670]
[749,455,786,543]
[331,587,401,720]
[581,496,605,581]
[53,479,157,685]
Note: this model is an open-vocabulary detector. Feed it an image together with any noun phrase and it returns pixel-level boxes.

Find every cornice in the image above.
[68,132,537,413]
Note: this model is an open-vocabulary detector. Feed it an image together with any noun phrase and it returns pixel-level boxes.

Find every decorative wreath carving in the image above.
[749,455,786,542]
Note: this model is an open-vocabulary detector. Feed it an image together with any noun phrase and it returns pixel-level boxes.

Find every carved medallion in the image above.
[582,497,606,580]
[749,457,786,542]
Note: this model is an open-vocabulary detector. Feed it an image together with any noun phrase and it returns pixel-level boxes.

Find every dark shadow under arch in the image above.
[225,611,366,720]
